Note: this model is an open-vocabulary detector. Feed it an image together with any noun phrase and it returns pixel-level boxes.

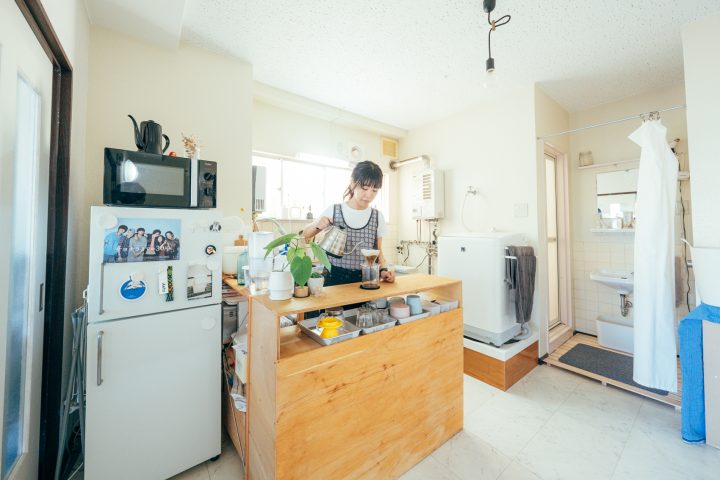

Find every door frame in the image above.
[13,1,72,478]
[544,143,574,353]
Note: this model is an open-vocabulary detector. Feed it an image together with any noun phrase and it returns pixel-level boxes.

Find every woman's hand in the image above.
[381,269,395,283]
[314,216,333,231]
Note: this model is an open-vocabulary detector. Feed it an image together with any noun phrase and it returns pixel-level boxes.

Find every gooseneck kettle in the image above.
[318,225,365,258]
[129,114,170,155]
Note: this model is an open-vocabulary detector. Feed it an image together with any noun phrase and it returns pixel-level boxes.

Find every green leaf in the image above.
[286,247,296,265]
[290,256,313,287]
[311,242,332,271]
[263,233,298,258]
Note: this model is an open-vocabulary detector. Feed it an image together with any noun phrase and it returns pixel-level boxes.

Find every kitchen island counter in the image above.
[225,273,463,480]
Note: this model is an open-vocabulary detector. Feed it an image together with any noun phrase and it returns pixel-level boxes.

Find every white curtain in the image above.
[629,120,678,392]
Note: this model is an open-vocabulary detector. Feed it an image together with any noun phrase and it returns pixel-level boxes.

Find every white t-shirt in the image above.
[320,203,386,238]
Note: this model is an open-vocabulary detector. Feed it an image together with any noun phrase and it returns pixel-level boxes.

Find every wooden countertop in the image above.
[225,273,460,316]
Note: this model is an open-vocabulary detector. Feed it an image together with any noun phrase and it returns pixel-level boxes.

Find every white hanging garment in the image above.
[629,120,678,392]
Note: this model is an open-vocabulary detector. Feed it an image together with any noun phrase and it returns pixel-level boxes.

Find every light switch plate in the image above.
[514,203,528,218]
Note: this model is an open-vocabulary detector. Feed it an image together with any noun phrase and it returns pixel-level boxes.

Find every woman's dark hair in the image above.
[344,161,383,200]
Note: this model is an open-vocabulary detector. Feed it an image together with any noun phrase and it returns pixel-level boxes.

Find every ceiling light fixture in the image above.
[483,0,511,81]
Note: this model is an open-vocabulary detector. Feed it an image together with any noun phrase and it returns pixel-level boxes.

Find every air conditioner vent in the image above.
[381,137,399,160]
[422,173,432,200]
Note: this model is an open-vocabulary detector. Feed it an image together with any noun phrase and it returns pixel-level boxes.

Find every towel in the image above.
[506,246,536,324]
[678,303,720,443]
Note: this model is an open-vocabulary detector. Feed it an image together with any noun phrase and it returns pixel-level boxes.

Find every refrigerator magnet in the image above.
[119,274,147,301]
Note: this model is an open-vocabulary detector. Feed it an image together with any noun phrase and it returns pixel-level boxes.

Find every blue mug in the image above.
[406,294,422,315]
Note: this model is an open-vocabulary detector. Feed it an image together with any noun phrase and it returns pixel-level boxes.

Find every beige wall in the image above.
[567,85,692,334]
[398,85,545,350]
[82,26,253,283]
[683,14,720,248]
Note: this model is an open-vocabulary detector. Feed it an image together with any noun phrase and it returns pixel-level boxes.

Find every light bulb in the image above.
[482,69,500,89]
[482,57,499,89]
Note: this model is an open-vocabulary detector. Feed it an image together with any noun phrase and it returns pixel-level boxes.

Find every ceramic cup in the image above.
[406,294,422,315]
[390,303,410,319]
[388,297,404,306]
[372,298,388,309]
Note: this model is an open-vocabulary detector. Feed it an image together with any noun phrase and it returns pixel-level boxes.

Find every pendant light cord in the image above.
[487,12,511,60]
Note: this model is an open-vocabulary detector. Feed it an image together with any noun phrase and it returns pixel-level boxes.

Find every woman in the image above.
[302,160,395,286]
[156,235,167,260]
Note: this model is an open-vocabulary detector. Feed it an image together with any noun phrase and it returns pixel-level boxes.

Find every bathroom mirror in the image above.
[596,169,638,220]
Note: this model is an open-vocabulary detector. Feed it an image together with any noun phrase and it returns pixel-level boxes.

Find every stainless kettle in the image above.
[318,225,364,258]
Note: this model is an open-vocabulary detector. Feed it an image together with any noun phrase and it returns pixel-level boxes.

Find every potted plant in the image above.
[264,233,331,299]
[307,271,325,295]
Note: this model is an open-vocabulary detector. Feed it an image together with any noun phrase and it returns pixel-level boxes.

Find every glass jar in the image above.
[360,264,380,290]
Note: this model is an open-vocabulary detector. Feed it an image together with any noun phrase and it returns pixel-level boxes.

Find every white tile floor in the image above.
[170,365,720,479]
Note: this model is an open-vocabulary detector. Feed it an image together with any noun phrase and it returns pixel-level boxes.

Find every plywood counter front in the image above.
[226,274,464,480]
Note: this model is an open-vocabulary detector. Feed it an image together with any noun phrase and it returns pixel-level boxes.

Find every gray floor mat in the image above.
[558,343,668,396]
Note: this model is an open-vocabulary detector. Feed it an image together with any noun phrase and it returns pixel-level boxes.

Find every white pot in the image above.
[308,276,325,295]
[268,271,293,300]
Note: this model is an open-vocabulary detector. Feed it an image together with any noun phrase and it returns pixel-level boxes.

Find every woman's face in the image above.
[352,183,379,208]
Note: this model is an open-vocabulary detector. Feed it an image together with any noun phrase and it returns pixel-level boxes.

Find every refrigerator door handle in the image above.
[98,263,105,315]
[97,330,104,386]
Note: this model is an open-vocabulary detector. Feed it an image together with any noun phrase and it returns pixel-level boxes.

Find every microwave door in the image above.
[104,148,191,207]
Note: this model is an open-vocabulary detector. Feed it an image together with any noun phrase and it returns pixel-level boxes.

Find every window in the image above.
[252,153,390,222]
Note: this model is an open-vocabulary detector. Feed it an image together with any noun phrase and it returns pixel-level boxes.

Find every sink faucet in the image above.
[253,216,288,235]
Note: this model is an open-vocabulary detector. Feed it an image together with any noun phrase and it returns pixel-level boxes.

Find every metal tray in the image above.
[345,312,398,335]
[298,317,362,346]
[395,312,429,325]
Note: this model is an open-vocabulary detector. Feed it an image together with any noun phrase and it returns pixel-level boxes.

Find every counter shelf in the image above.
[224,273,464,480]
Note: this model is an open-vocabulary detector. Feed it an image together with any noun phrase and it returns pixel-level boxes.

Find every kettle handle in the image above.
[162,134,170,153]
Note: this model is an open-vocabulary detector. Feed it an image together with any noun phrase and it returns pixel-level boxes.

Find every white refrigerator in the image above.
[85,206,223,480]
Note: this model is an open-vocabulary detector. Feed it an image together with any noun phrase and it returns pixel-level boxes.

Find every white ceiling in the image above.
[85,0,186,49]
[88,0,720,130]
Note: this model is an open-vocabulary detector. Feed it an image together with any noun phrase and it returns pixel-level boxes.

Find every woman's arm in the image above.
[301,216,333,240]
[377,238,395,283]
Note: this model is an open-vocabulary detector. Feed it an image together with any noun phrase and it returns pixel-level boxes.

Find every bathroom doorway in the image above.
[544,145,573,353]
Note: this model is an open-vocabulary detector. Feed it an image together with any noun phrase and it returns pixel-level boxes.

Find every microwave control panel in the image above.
[196,160,217,208]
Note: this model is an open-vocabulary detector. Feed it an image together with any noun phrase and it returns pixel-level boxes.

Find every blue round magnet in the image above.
[120,278,147,300]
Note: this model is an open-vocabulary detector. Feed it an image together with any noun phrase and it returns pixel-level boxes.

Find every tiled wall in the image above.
[572,177,695,335]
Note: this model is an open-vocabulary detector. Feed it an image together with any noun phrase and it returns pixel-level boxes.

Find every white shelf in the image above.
[578,159,639,171]
[590,228,635,234]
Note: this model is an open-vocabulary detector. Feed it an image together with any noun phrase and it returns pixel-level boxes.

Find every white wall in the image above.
[567,85,692,334]
[683,14,720,248]
[398,85,544,351]
[252,100,401,261]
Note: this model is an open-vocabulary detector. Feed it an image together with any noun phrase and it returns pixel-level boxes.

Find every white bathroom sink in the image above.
[590,269,634,294]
